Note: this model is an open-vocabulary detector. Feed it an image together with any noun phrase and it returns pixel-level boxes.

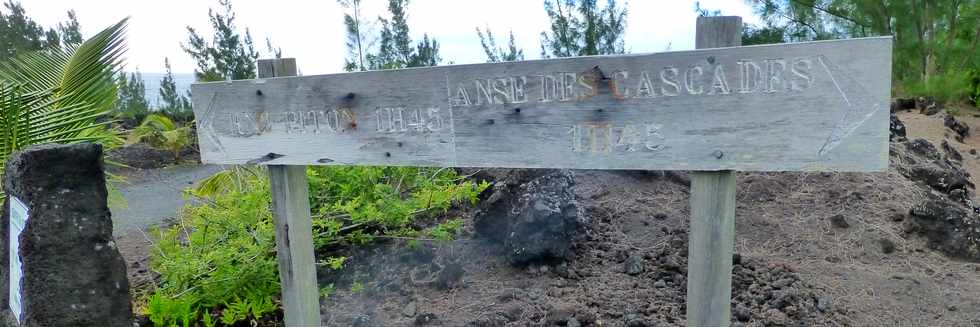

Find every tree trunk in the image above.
[912,0,928,82]
[939,1,960,75]
[924,2,937,82]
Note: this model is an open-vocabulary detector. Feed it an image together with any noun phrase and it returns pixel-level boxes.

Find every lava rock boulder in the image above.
[890,113,907,142]
[2,143,132,327]
[473,169,585,265]
[908,197,980,261]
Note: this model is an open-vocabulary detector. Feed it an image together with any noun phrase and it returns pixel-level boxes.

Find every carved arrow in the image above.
[197,91,227,158]
[816,55,884,156]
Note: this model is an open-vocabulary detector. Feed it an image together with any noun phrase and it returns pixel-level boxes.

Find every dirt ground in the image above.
[317,167,980,326]
[117,108,980,326]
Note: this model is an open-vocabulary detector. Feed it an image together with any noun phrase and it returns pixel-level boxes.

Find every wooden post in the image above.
[687,16,741,327]
[260,58,320,327]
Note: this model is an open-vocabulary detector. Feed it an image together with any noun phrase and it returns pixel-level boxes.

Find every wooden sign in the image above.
[193,37,891,172]
[188,16,890,327]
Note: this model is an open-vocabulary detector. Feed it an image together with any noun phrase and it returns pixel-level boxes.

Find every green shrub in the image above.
[145,166,489,325]
[306,166,488,248]
[128,114,193,160]
[147,179,279,326]
[902,70,975,105]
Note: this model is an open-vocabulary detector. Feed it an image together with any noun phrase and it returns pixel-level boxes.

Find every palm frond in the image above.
[189,166,265,199]
[0,18,130,202]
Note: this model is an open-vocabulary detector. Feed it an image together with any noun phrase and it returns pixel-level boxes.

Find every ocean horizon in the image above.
[139,72,195,108]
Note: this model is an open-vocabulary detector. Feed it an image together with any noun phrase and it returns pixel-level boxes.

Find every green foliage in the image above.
[338,0,372,71]
[0,18,127,199]
[428,218,464,242]
[319,284,336,300]
[128,114,192,160]
[350,281,365,294]
[748,0,980,103]
[306,166,488,248]
[148,179,280,326]
[318,256,347,270]
[114,70,150,128]
[183,0,259,82]
[190,165,265,198]
[148,166,487,325]
[741,24,786,46]
[341,0,442,71]
[540,0,627,58]
[0,1,82,63]
[158,58,193,123]
[477,26,524,63]
[219,295,275,325]
[903,70,977,105]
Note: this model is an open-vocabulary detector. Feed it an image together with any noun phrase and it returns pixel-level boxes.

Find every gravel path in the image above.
[110,164,225,236]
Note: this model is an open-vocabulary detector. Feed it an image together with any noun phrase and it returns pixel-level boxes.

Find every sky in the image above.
[19,0,761,75]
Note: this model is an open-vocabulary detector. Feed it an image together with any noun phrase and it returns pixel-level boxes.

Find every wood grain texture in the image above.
[268,165,320,327]
[687,171,737,327]
[193,37,892,172]
[261,59,320,327]
[696,16,742,48]
[258,58,297,78]
[687,18,740,327]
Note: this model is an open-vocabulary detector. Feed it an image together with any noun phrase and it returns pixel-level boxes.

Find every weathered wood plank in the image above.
[268,165,320,327]
[261,59,320,327]
[686,16,741,327]
[258,58,297,78]
[193,36,892,171]
[687,170,737,327]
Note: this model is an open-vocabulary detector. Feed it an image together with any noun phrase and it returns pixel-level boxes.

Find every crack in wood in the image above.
[248,152,286,164]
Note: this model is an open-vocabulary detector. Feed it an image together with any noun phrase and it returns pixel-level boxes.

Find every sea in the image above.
[140,72,196,108]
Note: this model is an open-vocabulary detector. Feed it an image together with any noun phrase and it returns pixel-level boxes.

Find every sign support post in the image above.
[260,59,321,327]
[686,16,742,327]
[687,16,742,327]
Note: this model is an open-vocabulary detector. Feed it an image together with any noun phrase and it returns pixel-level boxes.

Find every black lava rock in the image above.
[3,143,132,327]
[474,170,584,265]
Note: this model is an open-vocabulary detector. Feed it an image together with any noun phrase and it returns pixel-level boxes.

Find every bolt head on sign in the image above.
[193,37,891,172]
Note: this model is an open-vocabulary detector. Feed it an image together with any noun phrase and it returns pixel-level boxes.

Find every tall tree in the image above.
[363,0,442,70]
[58,10,82,45]
[748,0,980,100]
[159,58,193,123]
[540,0,627,58]
[339,0,374,71]
[183,0,259,82]
[477,26,524,63]
[409,34,440,67]
[0,1,82,62]
[115,70,150,128]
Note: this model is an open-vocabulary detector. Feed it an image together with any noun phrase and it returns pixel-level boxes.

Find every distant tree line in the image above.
[700,0,980,106]
[0,0,81,62]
